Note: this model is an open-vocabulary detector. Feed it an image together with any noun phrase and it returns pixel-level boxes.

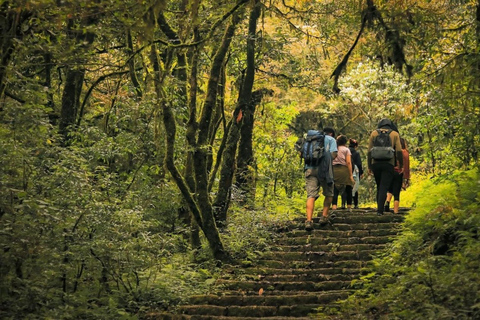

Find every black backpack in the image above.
[295,130,325,166]
[370,129,395,160]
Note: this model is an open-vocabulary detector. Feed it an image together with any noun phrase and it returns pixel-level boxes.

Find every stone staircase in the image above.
[148,208,407,319]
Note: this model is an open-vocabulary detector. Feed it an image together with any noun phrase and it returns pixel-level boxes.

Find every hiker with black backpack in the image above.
[367,119,403,216]
[295,127,338,231]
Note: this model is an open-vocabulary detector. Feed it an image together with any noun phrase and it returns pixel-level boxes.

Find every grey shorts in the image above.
[305,168,334,199]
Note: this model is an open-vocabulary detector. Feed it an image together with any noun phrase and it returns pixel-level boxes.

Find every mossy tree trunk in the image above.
[213,0,261,222]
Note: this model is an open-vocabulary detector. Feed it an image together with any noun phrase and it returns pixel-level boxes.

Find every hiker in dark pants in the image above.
[367,119,403,216]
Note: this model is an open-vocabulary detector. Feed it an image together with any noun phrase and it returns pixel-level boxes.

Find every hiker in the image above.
[367,119,403,216]
[341,138,364,209]
[331,135,355,211]
[296,127,338,231]
[385,137,410,214]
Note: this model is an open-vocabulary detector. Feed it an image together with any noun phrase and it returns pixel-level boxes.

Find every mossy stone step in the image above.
[280,222,401,232]
[150,314,315,320]
[214,279,353,292]
[281,228,400,238]
[235,272,357,283]
[273,235,395,246]
[254,258,368,269]
[157,208,411,319]
[187,291,348,306]
[269,243,387,252]
[175,303,322,317]
[231,266,363,277]
[259,249,382,262]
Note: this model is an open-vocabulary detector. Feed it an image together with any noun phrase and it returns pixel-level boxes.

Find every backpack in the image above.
[370,129,395,160]
[295,130,325,166]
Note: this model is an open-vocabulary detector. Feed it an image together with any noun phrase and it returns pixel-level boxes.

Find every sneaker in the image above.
[377,211,383,216]
[384,202,390,212]
[305,220,314,231]
[354,206,359,209]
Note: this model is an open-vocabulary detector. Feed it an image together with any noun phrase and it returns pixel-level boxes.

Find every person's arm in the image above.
[346,152,354,183]
[394,134,403,170]
[328,136,338,160]
[403,150,410,180]
[354,153,363,176]
[367,132,374,173]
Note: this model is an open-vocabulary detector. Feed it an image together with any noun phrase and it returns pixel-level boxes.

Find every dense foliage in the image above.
[1,0,480,319]
[321,169,480,319]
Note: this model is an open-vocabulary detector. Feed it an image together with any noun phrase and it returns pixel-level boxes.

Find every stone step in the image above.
[254,258,370,269]
[150,313,315,320]
[269,243,387,252]
[236,272,357,283]
[174,303,322,317]
[230,267,363,277]
[214,279,355,292]
[258,249,381,263]
[288,212,405,224]
[273,235,395,246]
[279,222,401,232]
[187,291,349,306]
[278,228,400,238]
[157,208,411,319]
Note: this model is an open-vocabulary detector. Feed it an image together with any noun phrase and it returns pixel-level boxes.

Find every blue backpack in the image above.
[296,130,325,166]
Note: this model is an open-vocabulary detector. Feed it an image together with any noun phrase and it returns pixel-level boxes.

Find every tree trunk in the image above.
[58,18,95,141]
[59,68,85,139]
[213,0,261,222]
[0,3,31,101]
[235,89,273,206]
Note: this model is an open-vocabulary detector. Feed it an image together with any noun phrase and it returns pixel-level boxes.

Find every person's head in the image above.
[349,138,358,148]
[401,137,407,150]
[336,135,347,147]
[377,118,397,131]
[323,127,335,137]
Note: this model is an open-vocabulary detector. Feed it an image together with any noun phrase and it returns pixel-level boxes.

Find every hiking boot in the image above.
[384,202,390,212]
[305,220,314,231]
[319,216,328,226]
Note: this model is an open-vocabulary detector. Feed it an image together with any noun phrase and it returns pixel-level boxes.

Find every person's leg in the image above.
[332,185,339,210]
[372,163,394,215]
[353,191,359,208]
[345,185,353,209]
[322,196,332,217]
[385,192,393,212]
[320,179,334,224]
[393,200,400,213]
[341,190,346,209]
[306,197,315,221]
[391,173,403,213]
[305,169,319,229]
[377,164,394,215]
[372,164,383,207]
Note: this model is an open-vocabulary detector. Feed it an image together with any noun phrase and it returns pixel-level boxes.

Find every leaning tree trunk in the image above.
[157,9,202,249]
[213,0,261,223]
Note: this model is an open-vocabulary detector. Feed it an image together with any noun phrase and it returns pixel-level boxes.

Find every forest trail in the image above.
[149,208,408,319]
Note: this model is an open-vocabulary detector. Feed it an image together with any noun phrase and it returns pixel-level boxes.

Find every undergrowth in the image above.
[319,168,480,320]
